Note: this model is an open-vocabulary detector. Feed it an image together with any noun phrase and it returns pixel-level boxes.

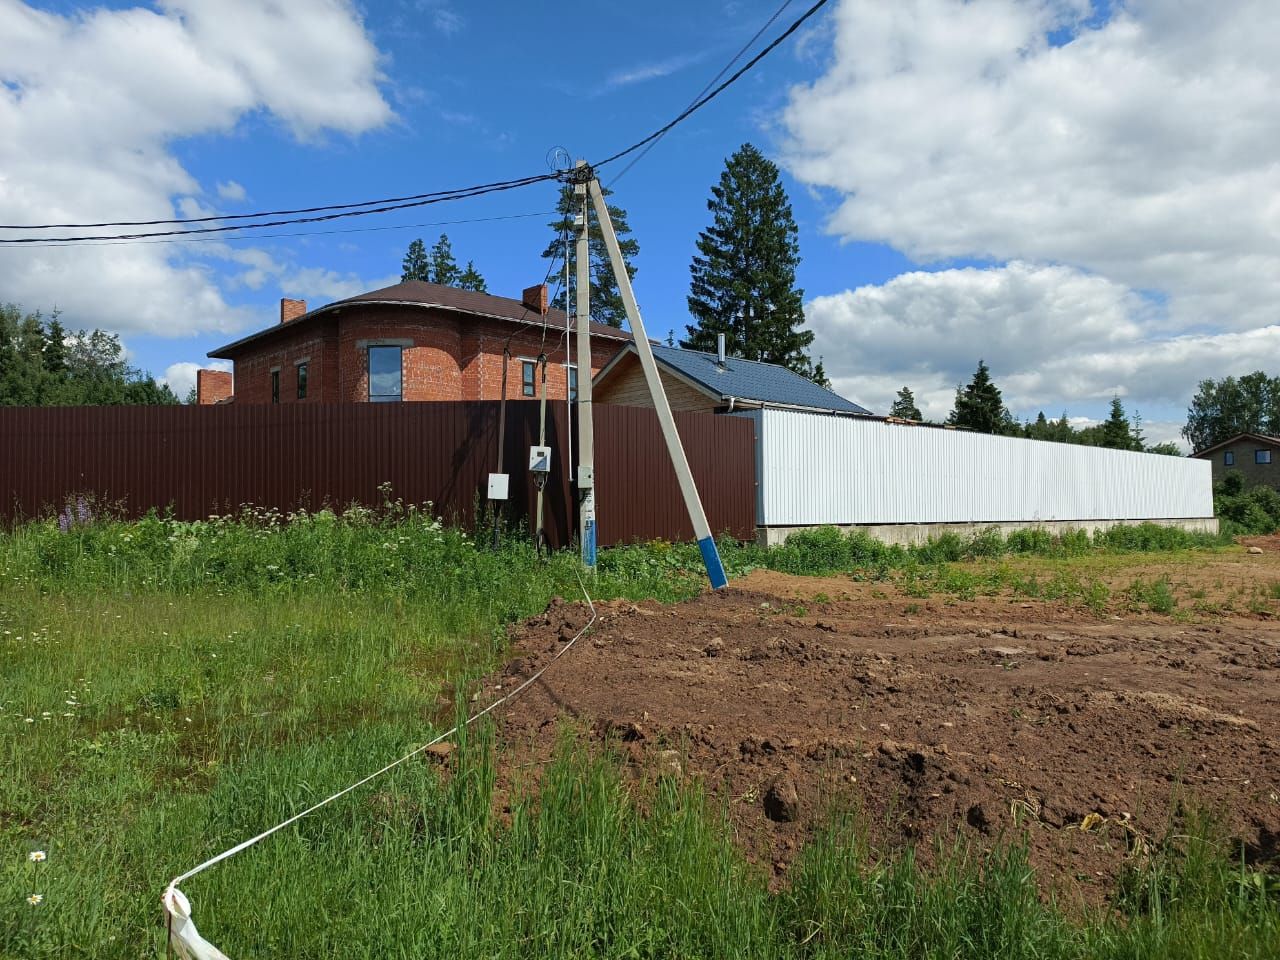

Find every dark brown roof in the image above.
[209,280,630,358]
[1192,432,1280,458]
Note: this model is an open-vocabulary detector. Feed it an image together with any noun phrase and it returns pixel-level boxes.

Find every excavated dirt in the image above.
[479,559,1280,904]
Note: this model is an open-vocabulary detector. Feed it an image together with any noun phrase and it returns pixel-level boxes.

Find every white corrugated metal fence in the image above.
[747,410,1213,527]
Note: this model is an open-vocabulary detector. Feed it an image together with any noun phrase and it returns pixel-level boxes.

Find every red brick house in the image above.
[200,280,630,405]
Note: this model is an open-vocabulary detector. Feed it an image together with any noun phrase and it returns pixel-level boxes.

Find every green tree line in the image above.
[401,234,487,291]
[0,304,178,406]
[892,360,1182,455]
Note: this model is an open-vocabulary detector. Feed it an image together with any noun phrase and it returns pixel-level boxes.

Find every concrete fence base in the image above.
[756,516,1221,548]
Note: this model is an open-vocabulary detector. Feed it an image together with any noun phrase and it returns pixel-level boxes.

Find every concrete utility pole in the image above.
[584,170,728,589]
[573,160,597,567]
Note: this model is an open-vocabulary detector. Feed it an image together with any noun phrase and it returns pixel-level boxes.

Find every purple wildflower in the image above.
[76,496,90,524]
[58,510,71,534]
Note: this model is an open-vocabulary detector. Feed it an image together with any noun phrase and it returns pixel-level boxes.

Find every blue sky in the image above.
[153,0,914,359]
[3,0,1277,448]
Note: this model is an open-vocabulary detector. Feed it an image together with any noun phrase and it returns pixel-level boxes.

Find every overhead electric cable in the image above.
[609,0,796,185]
[592,0,831,170]
[0,175,557,245]
[4,0,828,245]
[0,211,553,250]
[0,173,557,231]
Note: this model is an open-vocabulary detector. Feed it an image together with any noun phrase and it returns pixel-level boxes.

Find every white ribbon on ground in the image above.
[161,574,597,958]
[163,886,230,960]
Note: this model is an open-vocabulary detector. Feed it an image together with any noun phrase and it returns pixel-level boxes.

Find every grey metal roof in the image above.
[646,344,873,414]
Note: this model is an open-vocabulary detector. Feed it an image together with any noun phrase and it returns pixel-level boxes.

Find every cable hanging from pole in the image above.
[609,0,797,186]
[591,0,832,170]
[0,173,559,232]
[0,175,558,245]
[3,0,830,244]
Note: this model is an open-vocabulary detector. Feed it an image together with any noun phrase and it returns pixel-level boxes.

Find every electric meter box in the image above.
[528,445,552,474]
[486,473,509,500]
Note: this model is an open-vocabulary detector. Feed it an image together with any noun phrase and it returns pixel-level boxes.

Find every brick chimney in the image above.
[280,298,307,324]
[195,369,233,405]
[521,284,548,316]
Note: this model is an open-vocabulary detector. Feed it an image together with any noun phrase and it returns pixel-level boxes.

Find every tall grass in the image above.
[1,510,1271,957]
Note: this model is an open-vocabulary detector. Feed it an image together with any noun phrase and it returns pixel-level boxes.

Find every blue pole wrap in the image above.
[697,536,729,590]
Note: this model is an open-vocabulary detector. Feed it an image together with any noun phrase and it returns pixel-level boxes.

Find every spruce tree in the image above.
[428,234,461,286]
[947,360,1013,434]
[889,386,923,420]
[401,238,430,282]
[1024,411,1051,440]
[457,261,487,293]
[1101,396,1142,451]
[43,316,68,375]
[812,358,830,388]
[540,184,638,328]
[682,143,816,376]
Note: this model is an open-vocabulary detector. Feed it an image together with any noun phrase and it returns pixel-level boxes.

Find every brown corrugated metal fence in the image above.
[0,402,756,546]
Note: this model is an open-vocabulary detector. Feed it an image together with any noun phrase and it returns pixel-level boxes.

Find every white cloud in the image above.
[281,267,400,302]
[0,0,391,337]
[208,240,395,301]
[161,358,230,398]
[783,0,1280,332]
[216,180,247,202]
[809,262,1280,428]
[607,52,705,89]
[432,8,464,36]
[783,0,1280,429]
[413,1,463,36]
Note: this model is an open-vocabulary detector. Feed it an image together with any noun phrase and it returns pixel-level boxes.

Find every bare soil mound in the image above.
[483,576,1280,901]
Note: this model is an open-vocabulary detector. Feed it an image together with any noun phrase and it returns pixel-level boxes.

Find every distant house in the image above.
[198,281,630,405]
[593,341,871,416]
[1192,433,1280,489]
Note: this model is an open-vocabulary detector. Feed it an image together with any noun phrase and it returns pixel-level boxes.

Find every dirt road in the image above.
[487,555,1280,901]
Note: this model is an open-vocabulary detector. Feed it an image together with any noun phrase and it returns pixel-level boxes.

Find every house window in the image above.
[1256,449,1272,465]
[568,365,578,402]
[270,369,279,404]
[521,360,536,398]
[296,362,308,400]
[368,346,403,402]
[1224,451,1235,466]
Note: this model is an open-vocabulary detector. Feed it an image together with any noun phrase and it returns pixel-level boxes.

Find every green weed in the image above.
[0,512,1270,958]
[1128,577,1178,614]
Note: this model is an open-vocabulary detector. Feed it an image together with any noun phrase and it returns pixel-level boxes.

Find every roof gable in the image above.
[597,343,872,415]
[1192,432,1280,457]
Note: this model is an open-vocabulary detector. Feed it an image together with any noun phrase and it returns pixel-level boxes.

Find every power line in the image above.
[609,0,796,186]
[592,0,831,170]
[0,174,557,231]
[0,0,830,244]
[1,211,553,250]
[0,175,556,245]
